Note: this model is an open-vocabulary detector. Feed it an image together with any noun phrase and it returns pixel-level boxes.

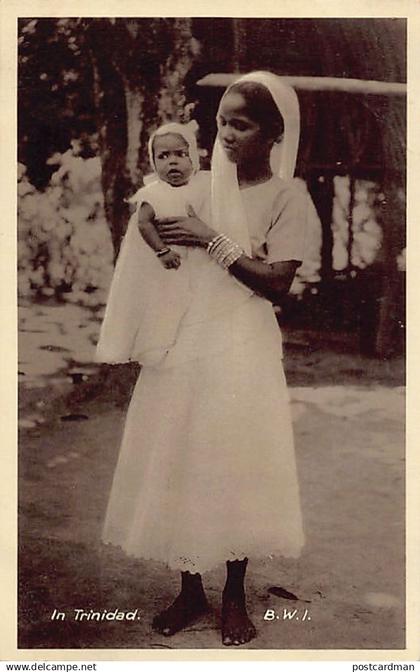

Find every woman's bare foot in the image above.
[221,594,257,646]
[152,571,210,636]
[152,591,210,636]
[221,558,257,645]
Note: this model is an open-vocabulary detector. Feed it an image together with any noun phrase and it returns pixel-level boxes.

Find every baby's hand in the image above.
[160,249,182,269]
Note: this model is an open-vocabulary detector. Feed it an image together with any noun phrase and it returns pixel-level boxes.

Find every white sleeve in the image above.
[266,182,308,263]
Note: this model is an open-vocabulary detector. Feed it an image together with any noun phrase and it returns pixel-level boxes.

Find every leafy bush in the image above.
[18,142,114,307]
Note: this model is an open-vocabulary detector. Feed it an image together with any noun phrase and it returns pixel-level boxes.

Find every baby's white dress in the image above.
[102,176,307,574]
[95,171,211,367]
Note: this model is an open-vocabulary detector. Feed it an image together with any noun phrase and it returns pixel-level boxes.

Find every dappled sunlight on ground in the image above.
[19,301,102,381]
[290,385,405,421]
[18,301,405,434]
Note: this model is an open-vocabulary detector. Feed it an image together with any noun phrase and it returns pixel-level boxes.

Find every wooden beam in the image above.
[196,73,406,96]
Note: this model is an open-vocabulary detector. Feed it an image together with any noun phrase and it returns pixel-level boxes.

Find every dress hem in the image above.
[101,538,304,575]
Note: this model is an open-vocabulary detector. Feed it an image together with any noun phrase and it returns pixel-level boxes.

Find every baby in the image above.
[133,121,210,269]
[95,121,211,367]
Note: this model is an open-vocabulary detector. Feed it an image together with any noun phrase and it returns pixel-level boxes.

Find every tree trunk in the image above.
[124,85,145,187]
[232,19,247,72]
[159,18,195,122]
[89,55,132,259]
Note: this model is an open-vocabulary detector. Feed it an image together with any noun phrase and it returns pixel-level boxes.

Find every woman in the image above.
[102,71,307,646]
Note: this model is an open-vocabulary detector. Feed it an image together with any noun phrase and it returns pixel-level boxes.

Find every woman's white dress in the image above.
[102,176,307,574]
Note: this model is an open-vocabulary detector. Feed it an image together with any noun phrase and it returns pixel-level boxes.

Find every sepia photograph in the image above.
[13,13,408,654]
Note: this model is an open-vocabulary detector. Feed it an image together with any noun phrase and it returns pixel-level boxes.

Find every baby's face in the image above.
[153,133,194,187]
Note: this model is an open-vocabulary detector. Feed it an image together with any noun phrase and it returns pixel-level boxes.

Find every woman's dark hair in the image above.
[228,81,284,141]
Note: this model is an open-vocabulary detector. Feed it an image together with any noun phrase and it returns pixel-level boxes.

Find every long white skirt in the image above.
[102,291,305,574]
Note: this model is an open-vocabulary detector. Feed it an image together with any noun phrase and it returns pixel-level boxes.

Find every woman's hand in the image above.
[156,205,216,248]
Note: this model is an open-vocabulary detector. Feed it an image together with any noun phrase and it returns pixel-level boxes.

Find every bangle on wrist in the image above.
[156,247,171,257]
[207,234,244,269]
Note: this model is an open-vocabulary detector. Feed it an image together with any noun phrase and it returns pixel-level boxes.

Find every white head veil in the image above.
[211,71,300,255]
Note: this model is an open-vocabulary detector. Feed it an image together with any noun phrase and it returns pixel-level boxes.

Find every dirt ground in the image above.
[18,329,405,651]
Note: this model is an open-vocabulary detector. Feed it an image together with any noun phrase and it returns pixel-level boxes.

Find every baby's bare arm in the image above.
[137,201,181,269]
[137,202,167,253]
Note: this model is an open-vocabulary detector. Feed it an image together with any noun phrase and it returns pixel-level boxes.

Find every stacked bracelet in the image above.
[206,234,244,269]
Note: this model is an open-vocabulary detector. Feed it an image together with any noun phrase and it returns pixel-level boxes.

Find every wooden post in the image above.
[307,173,334,284]
[197,73,406,96]
[347,175,356,272]
[372,96,405,358]
[374,179,405,358]
[306,173,335,331]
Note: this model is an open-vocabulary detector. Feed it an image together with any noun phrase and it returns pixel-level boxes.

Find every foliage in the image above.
[18,144,113,307]
[19,19,97,189]
[18,18,196,191]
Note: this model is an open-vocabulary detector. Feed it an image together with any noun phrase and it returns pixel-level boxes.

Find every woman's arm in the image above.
[156,207,300,304]
[228,257,300,304]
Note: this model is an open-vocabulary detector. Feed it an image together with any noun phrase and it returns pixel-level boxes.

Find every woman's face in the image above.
[153,133,193,186]
[217,91,271,166]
